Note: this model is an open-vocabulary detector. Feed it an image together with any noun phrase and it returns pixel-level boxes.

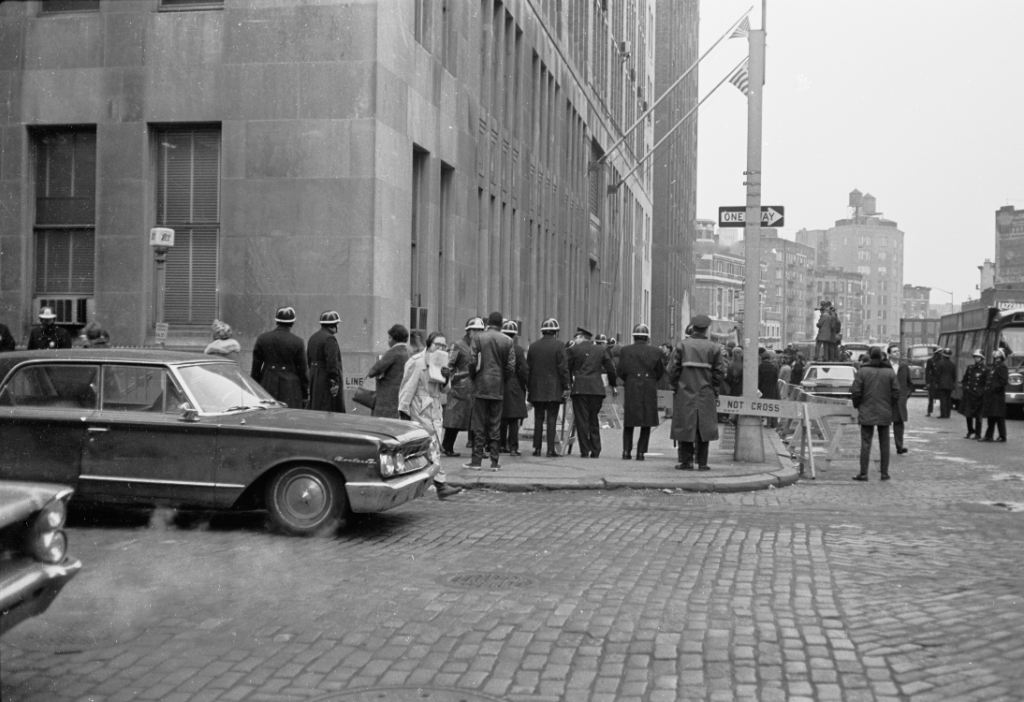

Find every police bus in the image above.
[936,306,1024,414]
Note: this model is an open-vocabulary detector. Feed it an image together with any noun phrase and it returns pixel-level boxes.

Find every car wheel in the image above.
[266,465,348,537]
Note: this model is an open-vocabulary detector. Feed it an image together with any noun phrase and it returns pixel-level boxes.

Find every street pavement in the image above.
[2,395,1023,702]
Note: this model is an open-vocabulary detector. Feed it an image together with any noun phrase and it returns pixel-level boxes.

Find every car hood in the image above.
[212,409,431,444]
[0,482,74,527]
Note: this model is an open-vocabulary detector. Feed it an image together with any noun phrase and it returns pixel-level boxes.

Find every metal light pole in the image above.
[735,4,767,462]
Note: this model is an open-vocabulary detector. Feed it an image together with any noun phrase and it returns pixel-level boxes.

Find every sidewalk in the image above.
[443,416,800,493]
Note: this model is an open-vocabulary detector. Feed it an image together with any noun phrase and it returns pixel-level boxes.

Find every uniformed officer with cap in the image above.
[527,317,570,456]
[251,306,309,409]
[307,310,345,413]
[666,313,726,471]
[616,323,664,461]
[27,307,72,350]
[566,326,617,458]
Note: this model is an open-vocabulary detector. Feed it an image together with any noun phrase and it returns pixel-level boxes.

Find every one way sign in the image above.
[718,206,785,228]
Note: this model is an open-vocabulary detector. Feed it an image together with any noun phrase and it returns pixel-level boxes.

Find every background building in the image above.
[735,230,815,347]
[903,285,931,319]
[1,0,656,374]
[692,238,742,341]
[650,0,699,343]
[995,206,1024,284]
[817,268,865,342]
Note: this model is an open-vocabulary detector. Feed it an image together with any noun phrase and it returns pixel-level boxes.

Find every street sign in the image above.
[155,322,169,345]
[150,227,175,247]
[718,206,785,228]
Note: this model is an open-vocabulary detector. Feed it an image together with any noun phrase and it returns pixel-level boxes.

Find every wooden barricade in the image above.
[775,382,857,479]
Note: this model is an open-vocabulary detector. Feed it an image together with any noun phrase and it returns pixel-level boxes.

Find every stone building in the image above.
[692,237,742,341]
[735,230,815,347]
[902,285,931,319]
[0,0,655,373]
[650,0,699,343]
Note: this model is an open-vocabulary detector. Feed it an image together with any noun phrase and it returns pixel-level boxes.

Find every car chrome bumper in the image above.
[1006,392,1024,405]
[0,557,82,636]
[345,469,435,513]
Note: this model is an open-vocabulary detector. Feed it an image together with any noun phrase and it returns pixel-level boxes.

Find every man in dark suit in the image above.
[934,348,958,418]
[526,317,569,457]
[567,327,617,458]
[888,345,911,454]
[307,310,345,413]
[466,311,516,470]
[251,306,309,409]
[924,349,940,416]
[616,323,664,461]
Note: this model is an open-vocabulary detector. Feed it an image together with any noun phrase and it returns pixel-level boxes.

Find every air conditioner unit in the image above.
[620,41,631,56]
[629,67,637,83]
[34,296,94,326]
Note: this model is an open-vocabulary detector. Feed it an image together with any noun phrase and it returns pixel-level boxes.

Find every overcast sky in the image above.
[694,0,1024,309]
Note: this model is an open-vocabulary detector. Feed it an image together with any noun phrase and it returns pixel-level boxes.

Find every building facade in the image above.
[692,238,742,341]
[1,0,655,371]
[650,0,699,343]
[902,285,931,319]
[735,230,815,347]
[817,267,865,342]
[995,206,1024,284]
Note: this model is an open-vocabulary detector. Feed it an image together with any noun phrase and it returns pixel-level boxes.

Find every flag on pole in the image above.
[730,16,750,39]
[728,58,750,96]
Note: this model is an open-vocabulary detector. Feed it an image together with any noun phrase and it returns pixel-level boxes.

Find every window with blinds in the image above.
[156,127,221,326]
[34,129,96,295]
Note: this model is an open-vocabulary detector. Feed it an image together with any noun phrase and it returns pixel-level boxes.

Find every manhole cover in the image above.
[442,572,537,590]
[314,687,505,702]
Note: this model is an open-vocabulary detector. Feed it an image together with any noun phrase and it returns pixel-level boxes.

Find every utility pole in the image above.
[735,3,767,462]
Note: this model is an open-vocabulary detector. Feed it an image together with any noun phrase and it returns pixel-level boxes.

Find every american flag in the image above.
[730,16,751,39]
[729,58,750,96]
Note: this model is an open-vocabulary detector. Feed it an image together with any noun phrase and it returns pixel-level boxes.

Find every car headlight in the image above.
[30,497,69,564]
[428,437,441,466]
[1009,373,1023,386]
[379,452,399,478]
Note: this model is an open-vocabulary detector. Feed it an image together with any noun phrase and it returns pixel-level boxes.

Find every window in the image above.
[857,265,870,276]
[34,128,96,296]
[878,251,887,261]
[159,0,223,9]
[858,251,869,261]
[414,0,432,47]
[42,0,99,12]
[157,127,221,325]
[878,266,887,276]
[100,365,187,414]
[0,364,98,410]
[410,148,429,334]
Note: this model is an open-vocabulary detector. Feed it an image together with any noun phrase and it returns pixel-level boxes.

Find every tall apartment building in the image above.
[692,238,743,338]
[1,0,655,369]
[797,191,904,343]
[735,230,816,346]
[650,0,699,342]
[903,285,931,319]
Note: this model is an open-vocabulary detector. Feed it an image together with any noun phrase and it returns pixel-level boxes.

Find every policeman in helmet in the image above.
[27,307,72,350]
[615,323,664,461]
[526,318,570,456]
[307,310,345,413]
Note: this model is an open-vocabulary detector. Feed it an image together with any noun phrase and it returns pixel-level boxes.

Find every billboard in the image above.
[995,207,1024,284]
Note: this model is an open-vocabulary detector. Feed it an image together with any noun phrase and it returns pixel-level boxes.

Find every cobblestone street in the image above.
[3,399,1023,702]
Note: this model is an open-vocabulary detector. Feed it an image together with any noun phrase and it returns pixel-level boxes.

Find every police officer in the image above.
[251,306,309,409]
[959,349,987,439]
[527,317,570,457]
[666,314,726,471]
[616,323,664,461]
[27,307,72,350]
[567,327,617,458]
[498,321,530,456]
[307,310,345,413]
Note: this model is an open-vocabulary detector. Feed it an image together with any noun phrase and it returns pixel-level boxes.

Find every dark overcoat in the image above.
[567,340,616,396]
[893,362,911,422]
[27,324,72,350]
[469,327,515,400]
[307,328,345,413]
[502,342,530,419]
[935,357,957,391]
[443,336,474,429]
[666,334,725,442]
[368,343,410,418]
[850,361,899,426]
[757,360,779,400]
[982,362,1009,418]
[958,362,987,418]
[251,326,309,409]
[526,335,569,403]
[925,357,938,390]
[0,323,15,352]
[815,312,833,342]
[615,341,663,427]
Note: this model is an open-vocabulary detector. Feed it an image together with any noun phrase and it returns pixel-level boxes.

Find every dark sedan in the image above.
[0,481,81,636]
[0,350,440,536]
[799,362,857,400]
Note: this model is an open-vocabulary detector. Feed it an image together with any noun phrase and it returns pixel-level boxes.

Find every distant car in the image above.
[905,344,940,392]
[799,362,857,400]
[840,341,871,360]
[0,350,440,536]
[0,481,82,636]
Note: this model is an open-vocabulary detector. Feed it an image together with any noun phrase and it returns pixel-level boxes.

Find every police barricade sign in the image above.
[715,396,802,419]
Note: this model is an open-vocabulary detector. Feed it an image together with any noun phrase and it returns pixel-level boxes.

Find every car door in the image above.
[0,362,97,485]
[77,364,220,508]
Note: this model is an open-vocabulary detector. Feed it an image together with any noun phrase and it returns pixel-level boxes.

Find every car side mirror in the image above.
[178,402,200,423]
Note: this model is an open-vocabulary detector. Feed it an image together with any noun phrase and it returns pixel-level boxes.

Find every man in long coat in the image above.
[814,302,832,362]
[27,307,72,350]
[466,311,516,469]
[981,349,1009,442]
[527,317,569,457]
[850,347,900,481]
[666,314,726,471]
[441,317,482,457]
[567,327,618,458]
[251,306,309,409]
[959,350,987,439]
[934,348,957,418]
[615,323,663,461]
[888,345,911,454]
[499,321,530,456]
[307,310,345,413]
[925,349,940,417]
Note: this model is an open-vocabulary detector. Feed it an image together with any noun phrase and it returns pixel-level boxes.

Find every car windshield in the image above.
[176,363,283,414]
[1000,329,1024,366]
[804,366,856,382]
